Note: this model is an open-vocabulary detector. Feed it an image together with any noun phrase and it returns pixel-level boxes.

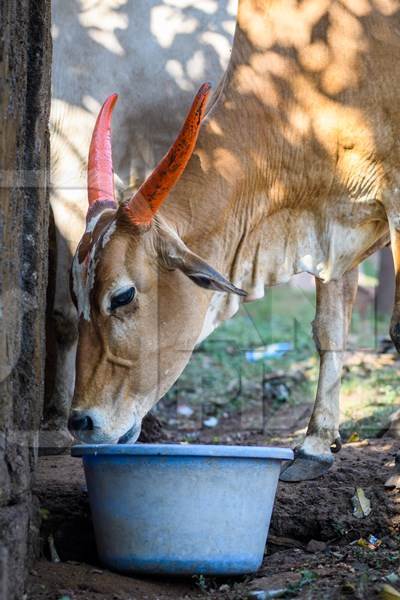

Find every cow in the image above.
[44,0,236,446]
[67,0,400,482]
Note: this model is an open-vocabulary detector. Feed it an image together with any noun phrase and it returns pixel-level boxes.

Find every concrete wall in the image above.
[0,0,51,598]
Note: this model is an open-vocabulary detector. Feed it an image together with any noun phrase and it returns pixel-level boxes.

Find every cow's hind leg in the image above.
[280,268,358,482]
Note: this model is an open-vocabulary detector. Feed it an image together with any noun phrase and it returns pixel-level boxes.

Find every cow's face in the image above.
[68,85,245,443]
[69,210,244,443]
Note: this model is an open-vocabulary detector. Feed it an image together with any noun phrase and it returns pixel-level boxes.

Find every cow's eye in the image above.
[110,286,136,311]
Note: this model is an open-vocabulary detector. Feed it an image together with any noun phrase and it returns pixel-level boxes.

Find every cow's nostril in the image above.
[68,412,94,432]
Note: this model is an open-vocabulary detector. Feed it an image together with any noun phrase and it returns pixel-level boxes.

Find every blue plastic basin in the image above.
[72,443,293,576]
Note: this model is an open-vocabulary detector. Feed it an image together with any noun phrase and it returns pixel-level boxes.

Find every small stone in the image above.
[177,405,194,417]
[306,539,327,553]
[384,537,399,550]
[384,471,400,489]
[219,584,230,592]
[386,572,400,585]
[203,416,219,428]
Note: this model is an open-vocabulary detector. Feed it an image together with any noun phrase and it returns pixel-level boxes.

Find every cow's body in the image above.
[68,0,400,481]
[45,0,236,436]
[178,0,396,338]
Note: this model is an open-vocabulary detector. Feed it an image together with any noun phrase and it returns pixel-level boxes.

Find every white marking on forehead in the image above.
[72,245,98,321]
[86,211,104,233]
[102,220,116,248]
[72,211,117,321]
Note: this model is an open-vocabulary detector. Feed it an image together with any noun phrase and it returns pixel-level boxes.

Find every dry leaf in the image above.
[351,487,372,519]
[380,583,400,599]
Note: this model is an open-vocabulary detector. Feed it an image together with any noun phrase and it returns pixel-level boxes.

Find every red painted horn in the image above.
[87,93,118,209]
[125,83,211,227]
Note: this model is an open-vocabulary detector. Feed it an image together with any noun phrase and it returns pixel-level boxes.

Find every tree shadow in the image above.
[51,0,237,183]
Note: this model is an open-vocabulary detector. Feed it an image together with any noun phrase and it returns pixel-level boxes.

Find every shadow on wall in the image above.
[51,0,237,186]
[168,0,400,255]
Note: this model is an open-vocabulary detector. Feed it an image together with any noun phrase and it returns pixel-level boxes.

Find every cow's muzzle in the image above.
[68,411,94,434]
[118,422,141,444]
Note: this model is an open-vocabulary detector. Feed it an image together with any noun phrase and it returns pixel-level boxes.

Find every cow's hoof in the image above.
[279,448,334,482]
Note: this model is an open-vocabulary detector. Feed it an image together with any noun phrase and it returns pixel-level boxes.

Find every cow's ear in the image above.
[156,223,246,296]
[177,251,247,296]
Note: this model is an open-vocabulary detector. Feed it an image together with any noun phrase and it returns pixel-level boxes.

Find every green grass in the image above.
[340,361,399,439]
[166,284,316,414]
[166,269,399,438]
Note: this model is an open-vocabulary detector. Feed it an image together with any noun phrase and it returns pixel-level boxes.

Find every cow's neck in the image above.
[164,0,285,281]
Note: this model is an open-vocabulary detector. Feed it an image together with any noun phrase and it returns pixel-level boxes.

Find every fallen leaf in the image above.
[356,538,369,548]
[351,487,372,518]
[380,583,400,599]
[347,432,360,443]
[306,539,327,553]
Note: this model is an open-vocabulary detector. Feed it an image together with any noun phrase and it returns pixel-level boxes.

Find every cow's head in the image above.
[68,84,245,444]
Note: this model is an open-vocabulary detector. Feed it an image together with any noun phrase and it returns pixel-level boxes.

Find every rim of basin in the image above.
[71,443,294,460]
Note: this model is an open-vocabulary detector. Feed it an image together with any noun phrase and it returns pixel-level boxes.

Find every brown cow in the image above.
[44,0,235,446]
[68,0,400,481]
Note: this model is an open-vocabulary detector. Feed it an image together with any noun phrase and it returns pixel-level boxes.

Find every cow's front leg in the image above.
[280,268,358,482]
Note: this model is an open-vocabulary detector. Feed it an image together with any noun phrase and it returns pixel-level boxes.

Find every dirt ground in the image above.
[27,403,400,600]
